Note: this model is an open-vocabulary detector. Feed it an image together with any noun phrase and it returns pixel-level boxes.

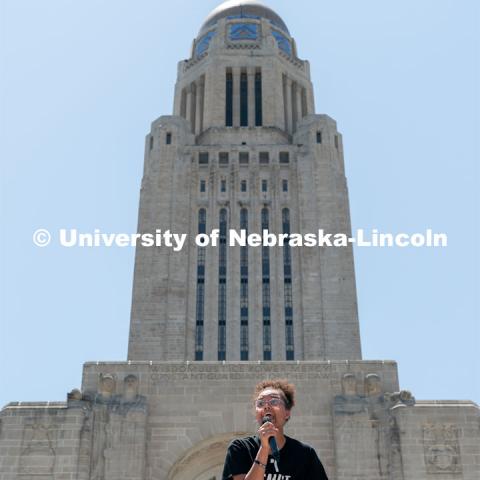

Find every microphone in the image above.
[262,414,280,462]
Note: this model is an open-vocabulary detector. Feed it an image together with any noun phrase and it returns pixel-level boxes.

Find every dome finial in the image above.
[199,0,290,35]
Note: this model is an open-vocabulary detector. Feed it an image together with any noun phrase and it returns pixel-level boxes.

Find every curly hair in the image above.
[253,379,296,410]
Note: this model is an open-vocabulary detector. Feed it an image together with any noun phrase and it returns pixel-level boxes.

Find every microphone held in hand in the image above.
[262,415,280,462]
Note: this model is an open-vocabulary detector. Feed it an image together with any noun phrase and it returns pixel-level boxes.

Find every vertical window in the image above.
[259,152,269,164]
[239,152,249,165]
[241,180,247,192]
[226,70,233,127]
[195,209,207,360]
[255,71,263,126]
[261,208,272,360]
[240,208,249,360]
[282,179,288,192]
[200,180,206,193]
[218,209,228,360]
[199,152,209,165]
[316,131,322,144]
[166,132,172,144]
[279,152,289,164]
[282,208,294,360]
[221,179,227,193]
[149,136,154,151]
[262,179,268,192]
[282,74,288,131]
[240,71,248,127]
[335,135,339,149]
[219,152,229,166]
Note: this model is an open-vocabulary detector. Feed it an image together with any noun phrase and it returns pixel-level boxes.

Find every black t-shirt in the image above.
[222,435,329,479]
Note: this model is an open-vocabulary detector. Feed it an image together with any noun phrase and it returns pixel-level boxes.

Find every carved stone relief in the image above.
[341,372,357,396]
[334,372,415,480]
[365,373,382,397]
[19,422,57,476]
[87,373,147,480]
[423,424,462,474]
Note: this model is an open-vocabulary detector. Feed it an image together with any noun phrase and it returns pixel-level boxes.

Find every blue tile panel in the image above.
[195,31,216,57]
[229,23,259,41]
[271,30,292,56]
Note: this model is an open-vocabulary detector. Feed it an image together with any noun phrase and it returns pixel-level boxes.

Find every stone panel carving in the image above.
[423,424,462,474]
[19,422,57,476]
[334,373,386,479]
[89,374,147,480]
[76,403,94,480]
[334,373,414,480]
[334,413,381,479]
[149,363,335,385]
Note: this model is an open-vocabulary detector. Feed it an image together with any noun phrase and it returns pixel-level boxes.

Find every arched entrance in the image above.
[168,432,249,480]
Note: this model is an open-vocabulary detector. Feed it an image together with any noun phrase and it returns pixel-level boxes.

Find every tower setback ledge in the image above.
[197,125,290,146]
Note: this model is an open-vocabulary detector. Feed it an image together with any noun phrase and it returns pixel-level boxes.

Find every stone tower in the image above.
[128,0,361,363]
[1,2,479,480]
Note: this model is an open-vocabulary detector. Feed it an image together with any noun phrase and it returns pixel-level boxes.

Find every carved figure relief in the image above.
[423,424,462,474]
[333,413,383,479]
[334,372,416,479]
[365,373,382,397]
[19,422,57,476]
[89,373,147,480]
[115,374,147,415]
[95,373,117,403]
[342,373,357,396]
[90,404,109,480]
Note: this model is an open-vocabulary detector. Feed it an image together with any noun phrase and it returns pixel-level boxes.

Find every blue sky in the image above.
[1,0,479,409]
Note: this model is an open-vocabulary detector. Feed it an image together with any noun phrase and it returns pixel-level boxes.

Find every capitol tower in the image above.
[1,2,478,480]
[127,0,361,364]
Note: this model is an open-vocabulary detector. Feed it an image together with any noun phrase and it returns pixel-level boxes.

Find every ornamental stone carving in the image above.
[341,373,357,396]
[423,424,462,474]
[365,373,382,397]
[19,423,57,476]
[88,374,147,480]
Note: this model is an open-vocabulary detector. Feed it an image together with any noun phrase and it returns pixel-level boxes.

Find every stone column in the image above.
[292,82,299,132]
[247,68,256,127]
[195,78,204,135]
[186,84,194,133]
[232,67,241,127]
[285,77,293,134]
[301,87,308,117]
[296,84,304,126]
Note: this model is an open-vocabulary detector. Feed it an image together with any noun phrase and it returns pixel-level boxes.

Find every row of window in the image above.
[199,178,288,194]
[150,131,339,150]
[226,69,263,127]
[194,208,294,361]
[199,151,290,166]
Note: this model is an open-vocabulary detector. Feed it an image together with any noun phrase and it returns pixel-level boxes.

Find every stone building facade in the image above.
[1,1,479,479]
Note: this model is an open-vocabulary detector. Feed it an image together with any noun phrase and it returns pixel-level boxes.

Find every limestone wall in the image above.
[2,361,478,480]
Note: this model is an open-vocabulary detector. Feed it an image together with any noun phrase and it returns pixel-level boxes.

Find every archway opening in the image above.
[168,432,249,480]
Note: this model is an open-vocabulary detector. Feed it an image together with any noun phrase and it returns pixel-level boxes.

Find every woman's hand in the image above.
[257,420,279,453]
